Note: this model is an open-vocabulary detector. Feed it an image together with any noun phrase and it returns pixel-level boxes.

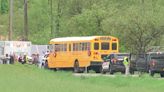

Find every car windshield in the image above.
[151,56,164,59]
[114,54,129,59]
[149,54,164,61]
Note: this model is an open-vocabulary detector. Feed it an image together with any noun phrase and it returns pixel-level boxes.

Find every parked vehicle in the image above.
[148,52,164,77]
[132,52,164,77]
[102,53,130,74]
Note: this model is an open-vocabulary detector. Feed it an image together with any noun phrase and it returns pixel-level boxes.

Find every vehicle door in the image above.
[149,53,164,71]
[102,55,111,70]
[136,54,148,72]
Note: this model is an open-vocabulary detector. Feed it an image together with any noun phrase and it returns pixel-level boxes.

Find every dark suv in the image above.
[133,52,164,77]
[102,53,130,74]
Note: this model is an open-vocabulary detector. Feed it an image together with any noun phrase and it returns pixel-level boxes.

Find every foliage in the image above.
[0,0,164,52]
[0,0,8,14]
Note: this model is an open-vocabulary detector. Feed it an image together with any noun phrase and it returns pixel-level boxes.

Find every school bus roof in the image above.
[49,36,117,44]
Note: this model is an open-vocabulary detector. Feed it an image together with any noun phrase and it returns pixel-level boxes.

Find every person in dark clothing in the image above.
[33,54,39,65]
[22,55,27,64]
[18,56,22,63]
[5,54,10,64]
[10,55,14,64]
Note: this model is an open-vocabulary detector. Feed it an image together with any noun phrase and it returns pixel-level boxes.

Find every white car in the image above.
[102,62,110,72]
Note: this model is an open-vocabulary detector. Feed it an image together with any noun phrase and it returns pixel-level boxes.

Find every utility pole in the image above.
[24,0,28,41]
[9,0,14,41]
[50,0,53,38]
[141,0,145,15]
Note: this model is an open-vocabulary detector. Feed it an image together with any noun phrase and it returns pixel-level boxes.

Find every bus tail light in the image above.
[88,51,91,56]
[112,39,117,41]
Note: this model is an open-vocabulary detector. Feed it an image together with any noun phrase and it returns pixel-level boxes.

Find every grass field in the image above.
[0,64,164,92]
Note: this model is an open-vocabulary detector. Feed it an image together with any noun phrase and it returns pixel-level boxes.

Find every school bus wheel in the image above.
[109,66,114,74]
[44,61,49,69]
[74,60,80,73]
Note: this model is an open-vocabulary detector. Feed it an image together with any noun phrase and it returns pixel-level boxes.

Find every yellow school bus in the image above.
[47,36,119,73]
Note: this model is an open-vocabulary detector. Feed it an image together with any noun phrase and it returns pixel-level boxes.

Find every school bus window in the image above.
[78,43,81,51]
[79,43,82,51]
[73,43,75,51]
[81,42,87,51]
[94,43,99,50]
[54,44,59,51]
[69,44,71,51]
[87,42,90,50]
[63,44,67,51]
[73,43,76,51]
[73,43,78,51]
[61,44,63,51]
[81,43,84,51]
[59,44,62,51]
[58,44,62,51]
[76,43,78,51]
[85,43,88,50]
[74,43,84,51]
[112,43,117,50]
[101,42,109,50]
[54,44,67,52]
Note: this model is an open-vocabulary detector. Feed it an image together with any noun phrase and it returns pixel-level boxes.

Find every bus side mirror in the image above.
[103,57,106,61]
[103,57,108,61]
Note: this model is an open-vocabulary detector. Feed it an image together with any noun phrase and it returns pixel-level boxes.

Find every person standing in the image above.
[22,54,27,64]
[5,54,10,64]
[10,55,14,64]
[18,55,22,63]
[123,56,130,75]
[0,55,5,64]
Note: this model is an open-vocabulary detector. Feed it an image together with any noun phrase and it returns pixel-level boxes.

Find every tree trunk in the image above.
[24,0,28,41]
[9,0,13,40]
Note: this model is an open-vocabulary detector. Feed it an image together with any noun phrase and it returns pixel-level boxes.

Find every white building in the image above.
[0,41,31,56]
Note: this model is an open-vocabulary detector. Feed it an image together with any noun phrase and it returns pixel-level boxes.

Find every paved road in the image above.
[73,73,139,77]
[73,73,164,79]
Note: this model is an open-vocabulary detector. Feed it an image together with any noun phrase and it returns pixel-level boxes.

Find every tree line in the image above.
[0,0,164,54]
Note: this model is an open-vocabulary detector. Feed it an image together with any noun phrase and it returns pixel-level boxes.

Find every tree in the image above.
[0,0,8,14]
[9,0,14,40]
[24,0,28,41]
[124,16,164,54]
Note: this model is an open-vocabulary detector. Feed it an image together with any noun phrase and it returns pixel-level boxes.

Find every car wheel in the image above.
[95,67,102,73]
[102,71,106,74]
[121,71,125,74]
[160,72,164,77]
[101,68,106,74]
[44,61,49,69]
[74,60,80,73]
[109,67,114,74]
[130,69,134,74]
[149,70,154,77]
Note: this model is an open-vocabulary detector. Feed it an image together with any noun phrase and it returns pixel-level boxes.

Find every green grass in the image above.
[0,64,164,92]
